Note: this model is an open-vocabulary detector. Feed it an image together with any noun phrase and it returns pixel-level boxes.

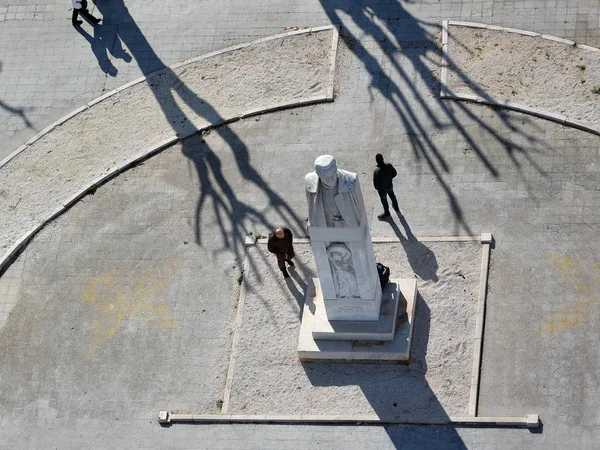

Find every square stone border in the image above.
[167,233,533,427]
[158,412,540,428]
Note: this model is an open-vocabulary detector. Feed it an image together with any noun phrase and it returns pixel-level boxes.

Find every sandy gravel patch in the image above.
[445,26,600,130]
[227,240,481,421]
[0,28,335,268]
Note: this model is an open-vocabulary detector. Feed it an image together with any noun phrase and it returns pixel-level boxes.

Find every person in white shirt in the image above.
[71,0,101,26]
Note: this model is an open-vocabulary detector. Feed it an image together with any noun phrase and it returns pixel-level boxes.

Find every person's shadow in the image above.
[387,213,439,282]
[74,21,131,77]
[286,263,316,317]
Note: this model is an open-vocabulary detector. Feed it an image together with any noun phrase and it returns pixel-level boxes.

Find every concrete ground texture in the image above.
[446,24,600,130]
[1,0,599,449]
[231,241,480,419]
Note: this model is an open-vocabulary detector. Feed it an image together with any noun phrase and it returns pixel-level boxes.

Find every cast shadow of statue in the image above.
[74,22,131,77]
[388,213,439,282]
[303,292,466,449]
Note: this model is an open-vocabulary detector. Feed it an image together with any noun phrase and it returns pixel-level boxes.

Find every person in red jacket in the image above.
[373,153,399,219]
[267,227,295,278]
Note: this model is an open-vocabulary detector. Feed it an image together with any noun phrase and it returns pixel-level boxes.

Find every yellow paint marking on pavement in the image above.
[540,254,599,336]
[82,260,181,358]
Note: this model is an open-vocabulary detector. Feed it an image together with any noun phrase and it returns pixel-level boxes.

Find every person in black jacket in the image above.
[373,153,400,219]
[267,227,295,278]
[71,0,101,25]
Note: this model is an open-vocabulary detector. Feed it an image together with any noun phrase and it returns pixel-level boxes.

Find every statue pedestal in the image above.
[301,156,416,362]
[308,223,382,321]
[321,282,382,321]
[310,278,398,341]
[297,279,418,363]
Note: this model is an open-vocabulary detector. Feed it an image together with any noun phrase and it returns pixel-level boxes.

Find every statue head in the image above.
[314,155,338,188]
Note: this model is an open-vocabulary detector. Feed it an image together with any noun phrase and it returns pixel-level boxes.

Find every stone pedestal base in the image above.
[311,278,399,341]
[297,279,417,363]
[322,278,382,321]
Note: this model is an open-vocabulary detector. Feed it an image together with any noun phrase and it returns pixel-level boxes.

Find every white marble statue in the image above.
[305,155,361,228]
[305,155,382,321]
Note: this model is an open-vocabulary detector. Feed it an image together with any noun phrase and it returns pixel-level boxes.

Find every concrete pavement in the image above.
[1,0,599,448]
[1,0,599,161]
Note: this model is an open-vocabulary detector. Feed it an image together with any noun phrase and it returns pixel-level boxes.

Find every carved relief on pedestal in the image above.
[326,243,359,299]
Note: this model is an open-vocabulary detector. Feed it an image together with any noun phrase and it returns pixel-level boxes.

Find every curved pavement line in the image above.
[439,20,600,137]
[0,25,338,169]
[0,25,339,274]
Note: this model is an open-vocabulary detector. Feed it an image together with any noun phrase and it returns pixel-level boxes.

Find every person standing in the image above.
[267,227,295,278]
[373,153,399,219]
[72,0,101,26]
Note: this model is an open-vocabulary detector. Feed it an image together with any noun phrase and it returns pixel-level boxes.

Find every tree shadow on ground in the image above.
[0,62,33,130]
[93,0,305,273]
[319,0,545,235]
[0,99,33,130]
[303,292,466,449]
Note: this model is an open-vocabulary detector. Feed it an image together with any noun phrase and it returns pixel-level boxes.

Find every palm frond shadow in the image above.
[327,0,547,235]
[94,0,305,277]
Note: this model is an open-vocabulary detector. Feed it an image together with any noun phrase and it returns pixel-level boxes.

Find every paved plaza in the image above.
[1,0,599,448]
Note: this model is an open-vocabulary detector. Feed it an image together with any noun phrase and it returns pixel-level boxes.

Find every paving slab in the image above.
[1,0,600,448]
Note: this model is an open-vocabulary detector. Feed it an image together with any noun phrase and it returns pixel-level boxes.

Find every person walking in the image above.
[267,227,295,278]
[373,153,400,219]
[72,0,101,26]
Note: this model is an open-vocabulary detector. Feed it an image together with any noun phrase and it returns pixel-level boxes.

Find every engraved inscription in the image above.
[334,304,367,315]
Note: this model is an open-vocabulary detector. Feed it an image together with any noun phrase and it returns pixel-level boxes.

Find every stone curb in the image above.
[0,25,339,170]
[441,20,449,98]
[0,26,339,275]
[327,25,340,100]
[157,412,540,428]
[439,21,600,136]
[469,233,493,416]
[220,249,252,414]
[0,205,65,275]
[442,93,600,136]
